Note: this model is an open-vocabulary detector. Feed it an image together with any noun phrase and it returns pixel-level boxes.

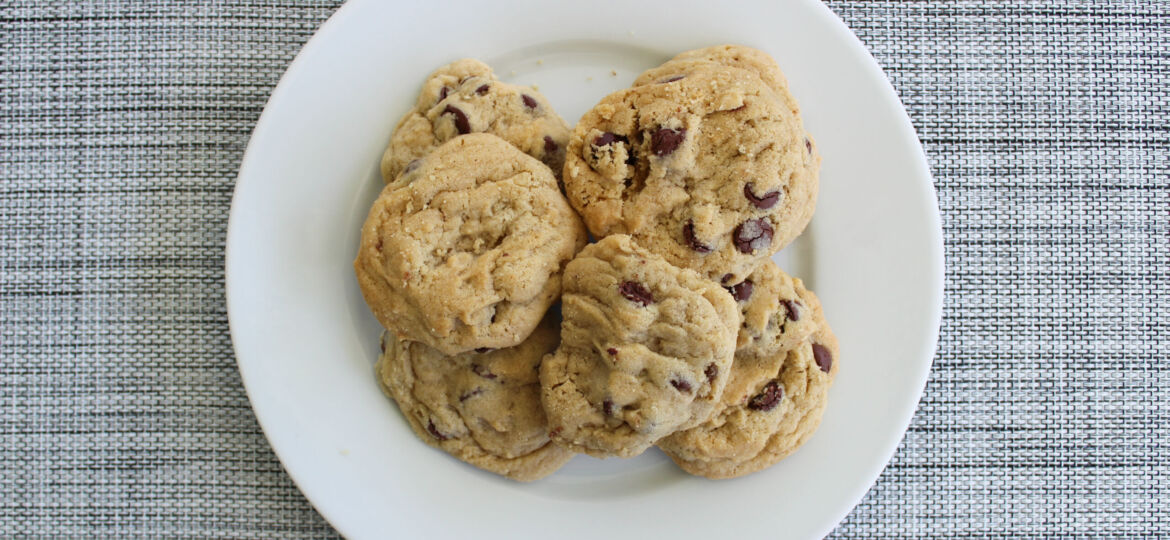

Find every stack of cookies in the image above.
[355,46,838,482]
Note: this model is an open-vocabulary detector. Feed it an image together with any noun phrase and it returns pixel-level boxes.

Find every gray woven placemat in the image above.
[1,1,1166,537]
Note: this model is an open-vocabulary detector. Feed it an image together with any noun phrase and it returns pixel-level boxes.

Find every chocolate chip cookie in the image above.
[381,58,571,183]
[377,315,574,481]
[355,133,587,355]
[657,262,838,479]
[539,235,739,458]
[563,64,818,284]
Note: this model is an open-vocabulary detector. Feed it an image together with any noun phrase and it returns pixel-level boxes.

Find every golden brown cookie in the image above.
[539,235,739,458]
[377,316,574,481]
[355,133,587,355]
[563,64,818,284]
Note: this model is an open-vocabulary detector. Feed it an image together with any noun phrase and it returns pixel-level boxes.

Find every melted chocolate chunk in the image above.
[747,380,783,412]
[733,218,774,253]
[471,364,497,380]
[781,299,801,322]
[475,84,490,95]
[651,128,686,156]
[543,135,558,154]
[442,105,470,134]
[521,94,538,109]
[602,399,615,417]
[726,279,754,302]
[593,132,624,147]
[619,281,654,306]
[670,379,693,393]
[812,343,833,373]
[426,420,449,441]
[744,182,780,210]
[704,363,719,383]
[683,221,713,253]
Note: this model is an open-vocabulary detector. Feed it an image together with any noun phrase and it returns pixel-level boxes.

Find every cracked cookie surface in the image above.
[563,63,818,283]
[539,235,739,458]
[355,133,587,355]
[657,261,838,479]
[633,44,805,119]
[381,58,571,183]
[376,315,573,481]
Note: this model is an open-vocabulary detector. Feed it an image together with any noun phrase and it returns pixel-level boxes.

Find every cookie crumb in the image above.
[537,59,544,65]
[586,76,593,81]
[339,448,350,456]
[510,70,517,76]
[610,70,618,77]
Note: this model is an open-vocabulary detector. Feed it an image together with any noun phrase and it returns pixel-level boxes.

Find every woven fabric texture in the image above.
[1,1,1166,537]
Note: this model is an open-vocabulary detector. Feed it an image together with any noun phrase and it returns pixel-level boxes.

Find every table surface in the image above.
[2,1,1167,537]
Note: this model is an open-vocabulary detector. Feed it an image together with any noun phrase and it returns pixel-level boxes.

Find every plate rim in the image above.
[225,0,944,537]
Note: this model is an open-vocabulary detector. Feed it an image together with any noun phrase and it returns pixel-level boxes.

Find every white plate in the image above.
[226,0,942,538]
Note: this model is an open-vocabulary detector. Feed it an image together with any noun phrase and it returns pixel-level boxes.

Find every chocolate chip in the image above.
[602,399,615,417]
[619,280,653,306]
[812,343,832,373]
[471,364,497,380]
[747,380,783,411]
[474,347,494,354]
[704,364,718,383]
[682,221,712,253]
[593,132,623,147]
[658,75,685,83]
[437,86,451,102]
[549,426,563,438]
[521,94,538,109]
[606,347,618,356]
[427,420,449,441]
[459,388,483,402]
[403,159,421,174]
[781,300,801,322]
[671,379,693,393]
[379,335,386,354]
[744,182,780,210]
[651,127,686,156]
[733,218,774,254]
[374,237,383,252]
[543,135,558,154]
[442,105,470,134]
[726,279,754,302]
[805,137,813,155]
[475,84,490,95]
[721,273,734,284]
